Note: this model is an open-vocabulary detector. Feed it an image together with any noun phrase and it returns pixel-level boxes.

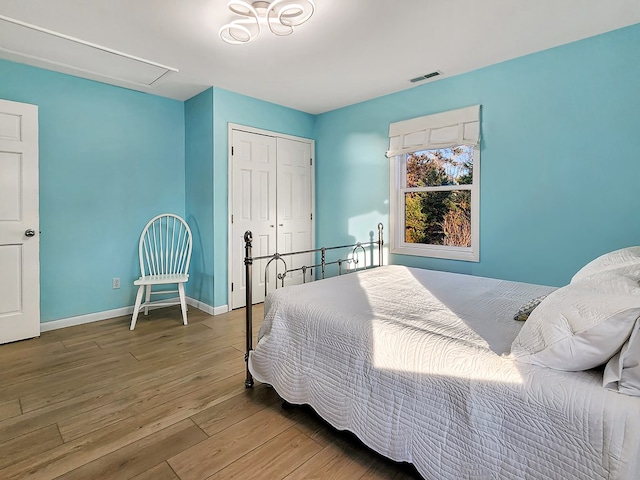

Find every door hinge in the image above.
[310,213,313,220]
[310,157,312,166]
[231,146,234,155]
[231,283,234,292]
[231,214,234,224]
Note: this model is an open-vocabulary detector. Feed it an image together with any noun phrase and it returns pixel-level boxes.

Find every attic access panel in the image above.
[0,15,177,86]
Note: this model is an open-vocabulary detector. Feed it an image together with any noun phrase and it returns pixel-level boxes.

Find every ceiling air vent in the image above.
[410,71,442,83]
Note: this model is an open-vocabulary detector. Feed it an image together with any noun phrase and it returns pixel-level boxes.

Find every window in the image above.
[387,106,480,261]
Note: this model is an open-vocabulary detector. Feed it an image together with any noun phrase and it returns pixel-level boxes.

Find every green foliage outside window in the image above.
[404,146,473,247]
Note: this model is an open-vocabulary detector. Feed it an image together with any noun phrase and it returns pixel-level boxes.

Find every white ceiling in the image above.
[0,0,638,114]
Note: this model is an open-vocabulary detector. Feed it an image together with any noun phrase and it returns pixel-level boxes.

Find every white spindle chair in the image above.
[130,213,193,330]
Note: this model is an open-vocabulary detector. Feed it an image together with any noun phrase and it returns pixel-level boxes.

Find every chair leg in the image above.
[178,282,188,326]
[130,285,145,330]
[144,285,152,315]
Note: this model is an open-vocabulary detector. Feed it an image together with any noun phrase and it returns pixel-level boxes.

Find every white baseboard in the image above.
[40,297,230,332]
[213,304,230,315]
[185,297,210,315]
[40,306,135,332]
[186,297,229,316]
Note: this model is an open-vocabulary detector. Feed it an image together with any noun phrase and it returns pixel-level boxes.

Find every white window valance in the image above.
[386,105,481,158]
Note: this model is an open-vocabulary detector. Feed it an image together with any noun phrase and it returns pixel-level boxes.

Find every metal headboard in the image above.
[243,223,384,388]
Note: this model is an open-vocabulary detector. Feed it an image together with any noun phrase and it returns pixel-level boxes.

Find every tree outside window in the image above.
[404,146,473,247]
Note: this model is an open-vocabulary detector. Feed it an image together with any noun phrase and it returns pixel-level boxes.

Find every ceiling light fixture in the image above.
[219,0,315,45]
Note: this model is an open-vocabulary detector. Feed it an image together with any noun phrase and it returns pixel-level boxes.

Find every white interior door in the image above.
[0,98,40,344]
[276,137,313,287]
[231,130,277,308]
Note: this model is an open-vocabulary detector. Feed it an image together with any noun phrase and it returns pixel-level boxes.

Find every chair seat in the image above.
[134,273,189,286]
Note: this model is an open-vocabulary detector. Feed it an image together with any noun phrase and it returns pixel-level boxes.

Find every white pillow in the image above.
[571,246,640,283]
[603,319,640,396]
[510,273,640,371]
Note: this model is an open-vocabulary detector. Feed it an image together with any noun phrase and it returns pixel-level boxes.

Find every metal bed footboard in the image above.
[244,223,384,388]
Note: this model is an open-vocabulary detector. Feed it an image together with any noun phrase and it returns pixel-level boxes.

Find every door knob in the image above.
[25,229,36,237]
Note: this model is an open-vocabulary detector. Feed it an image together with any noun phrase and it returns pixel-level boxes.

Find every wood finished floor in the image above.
[0,305,422,480]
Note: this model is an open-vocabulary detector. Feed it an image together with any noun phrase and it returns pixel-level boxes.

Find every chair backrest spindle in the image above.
[169,216,176,274]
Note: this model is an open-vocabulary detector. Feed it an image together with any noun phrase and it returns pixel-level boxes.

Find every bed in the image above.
[244,233,640,479]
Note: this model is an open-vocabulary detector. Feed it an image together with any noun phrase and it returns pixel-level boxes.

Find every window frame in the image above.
[386,105,481,262]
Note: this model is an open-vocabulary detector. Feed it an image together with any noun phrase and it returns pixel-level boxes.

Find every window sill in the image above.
[390,243,479,262]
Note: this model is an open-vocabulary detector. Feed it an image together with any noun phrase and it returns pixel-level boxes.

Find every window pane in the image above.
[405,190,471,247]
[406,146,474,188]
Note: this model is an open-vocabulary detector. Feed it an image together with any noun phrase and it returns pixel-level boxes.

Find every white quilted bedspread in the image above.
[249,266,640,479]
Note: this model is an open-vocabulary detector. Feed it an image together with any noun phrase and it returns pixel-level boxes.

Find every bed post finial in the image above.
[244,230,254,388]
[378,223,384,266]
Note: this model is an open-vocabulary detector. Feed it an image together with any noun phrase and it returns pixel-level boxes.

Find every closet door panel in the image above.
[231,130,277,307]
[277,138,313,287]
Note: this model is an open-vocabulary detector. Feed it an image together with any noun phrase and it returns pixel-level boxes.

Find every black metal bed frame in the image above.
[243,223,384,388]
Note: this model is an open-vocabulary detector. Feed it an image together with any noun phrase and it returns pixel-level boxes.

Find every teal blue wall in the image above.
[211,88,315,306]
[2,23,638,322]
[315,23,640,287]
[183,87,316,309]
[0,59,185,322]
[185,88,214,306]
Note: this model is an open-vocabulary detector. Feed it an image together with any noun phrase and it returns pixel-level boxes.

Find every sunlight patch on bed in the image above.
[370,319,524,385]
[360,270,525,385]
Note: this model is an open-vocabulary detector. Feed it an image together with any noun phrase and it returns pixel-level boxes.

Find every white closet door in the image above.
[231,130,277,308]
[276,137,313,287]
[230,127,314,309]
[0,98,40,344]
